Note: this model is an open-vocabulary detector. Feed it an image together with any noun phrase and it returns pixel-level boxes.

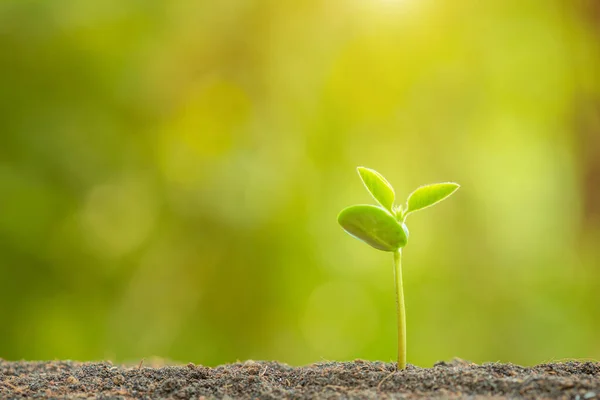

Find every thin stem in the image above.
[393,249,406,370]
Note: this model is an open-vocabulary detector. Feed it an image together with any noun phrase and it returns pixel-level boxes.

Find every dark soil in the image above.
[1,358,599,399]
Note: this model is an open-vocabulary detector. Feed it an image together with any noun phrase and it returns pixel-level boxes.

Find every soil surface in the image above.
[1,358,599,399]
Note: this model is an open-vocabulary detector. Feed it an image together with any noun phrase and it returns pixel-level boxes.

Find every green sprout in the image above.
[337,167,459,370]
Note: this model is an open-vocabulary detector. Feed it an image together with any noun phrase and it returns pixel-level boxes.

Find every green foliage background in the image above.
[1,0,600,367]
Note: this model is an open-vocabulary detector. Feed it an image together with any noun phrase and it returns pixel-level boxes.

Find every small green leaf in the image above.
[338,205,408,252]
[357,167,395,212]
[405,182,460,215]
[393,205,404,221]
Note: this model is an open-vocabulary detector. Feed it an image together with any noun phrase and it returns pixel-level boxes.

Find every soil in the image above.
[1,358,599,399]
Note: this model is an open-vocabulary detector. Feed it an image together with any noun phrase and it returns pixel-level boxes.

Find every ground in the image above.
[1,358,599,399]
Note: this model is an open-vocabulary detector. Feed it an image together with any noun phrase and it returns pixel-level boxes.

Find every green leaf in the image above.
[405,182,460,215]
[357,167,395,212]
[338,205,408,252]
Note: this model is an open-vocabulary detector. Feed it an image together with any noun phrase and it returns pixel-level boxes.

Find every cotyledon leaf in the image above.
[357,167,395,213]
[405,182,460,215]
[338,204,408,252]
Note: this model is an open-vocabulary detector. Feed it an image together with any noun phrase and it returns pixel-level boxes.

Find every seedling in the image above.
[337,167,459,370]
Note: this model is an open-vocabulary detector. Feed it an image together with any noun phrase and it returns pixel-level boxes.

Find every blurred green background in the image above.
[1,0,600,367]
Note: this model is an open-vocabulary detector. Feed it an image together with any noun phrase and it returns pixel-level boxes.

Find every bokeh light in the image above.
[1,0,599,367]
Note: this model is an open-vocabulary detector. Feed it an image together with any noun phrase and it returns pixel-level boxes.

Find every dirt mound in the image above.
[1,358,599,399]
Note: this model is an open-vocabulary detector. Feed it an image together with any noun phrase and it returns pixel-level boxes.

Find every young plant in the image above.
[337,167,459,370]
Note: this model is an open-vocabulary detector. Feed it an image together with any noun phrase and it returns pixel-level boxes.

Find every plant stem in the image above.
[393,249,406,370]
